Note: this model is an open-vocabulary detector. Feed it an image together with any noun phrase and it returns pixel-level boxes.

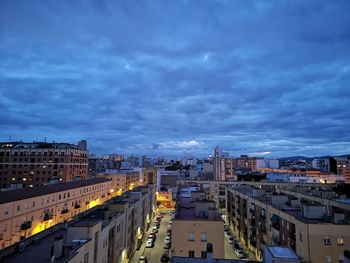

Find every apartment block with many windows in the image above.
[227,184,350,263]
[0,142,88,188]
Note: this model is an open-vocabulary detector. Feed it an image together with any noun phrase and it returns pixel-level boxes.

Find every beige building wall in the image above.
[227,187,350,263]
[172,220,224,258]
[0,179,112,249]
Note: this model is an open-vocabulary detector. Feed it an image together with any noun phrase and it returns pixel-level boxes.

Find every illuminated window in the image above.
[337,236,344,245]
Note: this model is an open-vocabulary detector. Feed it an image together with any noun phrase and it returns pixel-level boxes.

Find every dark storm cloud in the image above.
[0,0,350,157]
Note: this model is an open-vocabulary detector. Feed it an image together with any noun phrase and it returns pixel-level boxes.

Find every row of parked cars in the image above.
[145,214,163,248]
[224,227,246,259]
[140,213,174,263]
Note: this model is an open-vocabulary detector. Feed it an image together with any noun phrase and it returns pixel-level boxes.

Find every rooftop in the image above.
[0,178,111,204]
[70,219,101,228]
[1,229,68,263]
[0,141,82,150]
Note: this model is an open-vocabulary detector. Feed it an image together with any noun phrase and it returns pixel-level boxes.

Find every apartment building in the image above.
[0,184,156,263]
[0,178,112,249]
[172,187,224,259]
[236,155,257,171]
[227,184,350,262]
[142,167,157,185]
[312,157,337,173]
[337,158,350,183]
[173,243,300,263]
[256,158,279,169]
[99,169,140,194]
[0,142,88,188]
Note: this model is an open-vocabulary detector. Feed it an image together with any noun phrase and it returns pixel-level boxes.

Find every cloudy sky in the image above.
[1,0,350,158]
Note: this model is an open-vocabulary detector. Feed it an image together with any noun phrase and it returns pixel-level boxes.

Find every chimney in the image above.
[206,243,213,263]
[53,235,64,259]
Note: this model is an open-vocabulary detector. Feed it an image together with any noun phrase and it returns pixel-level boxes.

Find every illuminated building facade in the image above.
[0,178,112,249]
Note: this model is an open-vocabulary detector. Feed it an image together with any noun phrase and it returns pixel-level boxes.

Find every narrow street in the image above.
[130,213,171,263]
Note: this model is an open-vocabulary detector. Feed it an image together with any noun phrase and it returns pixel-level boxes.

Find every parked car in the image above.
[234,249,245,258]
[139,256,148,262]
[160,254,169,262]
[146,239,153,248]
[149,233,156,242]
[163,239,171,249]
[164,236,171,242]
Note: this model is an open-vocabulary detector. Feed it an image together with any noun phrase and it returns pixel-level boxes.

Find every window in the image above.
[17,205,20,212]
[201,251,207,258]
[299,231,303,242]
[189,251,194,258]
[201,232,207,242]
[324,236,331,245]
[84,252,89,263]
[188,232,194,241]
[337,236,344,245]
[324,255,332,263]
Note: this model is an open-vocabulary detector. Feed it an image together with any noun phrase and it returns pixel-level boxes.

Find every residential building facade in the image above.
[226,184,350,262]
[0,142,88,188]
[0,178,112,249]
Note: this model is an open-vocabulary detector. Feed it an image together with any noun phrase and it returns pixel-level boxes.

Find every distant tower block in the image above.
[78,140,88,151]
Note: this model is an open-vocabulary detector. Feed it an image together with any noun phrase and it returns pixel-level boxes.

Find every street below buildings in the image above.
[130,213,171,263]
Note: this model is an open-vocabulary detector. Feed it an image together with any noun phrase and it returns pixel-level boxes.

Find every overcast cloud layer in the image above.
[1,0,350,158]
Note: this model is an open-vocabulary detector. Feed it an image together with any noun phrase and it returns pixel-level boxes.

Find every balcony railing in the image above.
[43,213,53,221]
[61,208,69,214]
[20,221,32,230]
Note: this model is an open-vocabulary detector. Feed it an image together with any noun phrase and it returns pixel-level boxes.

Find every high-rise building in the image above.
[336,158,350,183]
[0,142,88,189]
[213,146,222,181]
[213,147,236,181]
[312,157,337,173]
[77,140,87,151]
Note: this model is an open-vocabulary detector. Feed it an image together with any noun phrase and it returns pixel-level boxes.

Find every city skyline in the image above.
[1,1,350,157]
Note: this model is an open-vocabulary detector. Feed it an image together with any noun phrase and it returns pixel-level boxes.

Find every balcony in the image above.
[61,208,69,214]
[20,221,32,230]
[43,213,53,221]
[74,203,81,209]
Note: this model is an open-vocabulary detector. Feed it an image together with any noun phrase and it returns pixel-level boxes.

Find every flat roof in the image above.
[0,178,111,204]
[1,229,68,263]
[71,219,101,228]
